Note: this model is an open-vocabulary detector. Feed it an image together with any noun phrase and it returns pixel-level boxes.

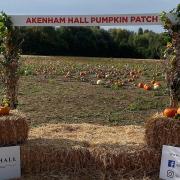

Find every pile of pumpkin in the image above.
[0,97,10,116]
[65,67,142,85]
[137,81,160,91]
[163,107,180,119]
[95,70,141,87]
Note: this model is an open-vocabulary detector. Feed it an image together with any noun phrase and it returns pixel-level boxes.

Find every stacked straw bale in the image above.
[90,146,160,175]
[0,110,29,146]
[18,123,162,176]
[21,145,93,174]
[145,113,180,149]
[20,143,160,176]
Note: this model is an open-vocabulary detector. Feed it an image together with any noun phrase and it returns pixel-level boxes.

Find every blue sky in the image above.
[0,0,179,32]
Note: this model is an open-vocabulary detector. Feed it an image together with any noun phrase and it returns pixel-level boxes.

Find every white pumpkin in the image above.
[97,79,104,85]
[153,84,160,90]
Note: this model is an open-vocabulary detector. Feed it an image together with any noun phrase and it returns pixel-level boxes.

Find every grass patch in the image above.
[128,97,167,111]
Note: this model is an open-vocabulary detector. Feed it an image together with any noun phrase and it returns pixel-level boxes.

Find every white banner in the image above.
[10,14,162,26]
[160,145,180,180]
[0,146,21,180]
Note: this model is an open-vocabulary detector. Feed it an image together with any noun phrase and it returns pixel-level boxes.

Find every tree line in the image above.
[19,27,169,59]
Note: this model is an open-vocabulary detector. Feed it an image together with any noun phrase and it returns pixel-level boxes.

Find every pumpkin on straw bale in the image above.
[145,113,180,149]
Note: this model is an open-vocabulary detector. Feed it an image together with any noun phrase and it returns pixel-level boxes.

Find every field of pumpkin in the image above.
[0,56,177,179]
[0,56,171,127]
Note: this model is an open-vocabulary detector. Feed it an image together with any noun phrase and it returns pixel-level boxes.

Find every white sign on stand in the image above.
[160,145,180,180]
[0,146,21,180]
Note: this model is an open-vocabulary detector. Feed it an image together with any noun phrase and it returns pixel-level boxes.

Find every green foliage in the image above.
[160,3,180,32]
[20,27,167,59]
[1,95,10,107]
[0,12,23,109]
[0,12,23,66]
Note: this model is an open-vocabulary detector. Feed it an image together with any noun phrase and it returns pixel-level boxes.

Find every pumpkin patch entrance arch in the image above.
[0,9,179,109]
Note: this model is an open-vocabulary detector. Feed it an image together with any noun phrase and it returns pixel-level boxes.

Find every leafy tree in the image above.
[138,27,143,35]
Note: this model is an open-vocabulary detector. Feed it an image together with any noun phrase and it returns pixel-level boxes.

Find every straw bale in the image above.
[20,143,161,177]
[145,113,180,149]
[19,123,161,176]
[90,146,161,175]
[0,110,29,146]
[20,144,93,174]
[29,123,145,149]
[16,123,160,176]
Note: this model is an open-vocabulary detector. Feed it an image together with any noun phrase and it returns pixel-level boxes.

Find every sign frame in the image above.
[10,14,162,27]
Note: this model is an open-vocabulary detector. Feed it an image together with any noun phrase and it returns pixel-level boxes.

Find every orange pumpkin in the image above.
[163,108,177,118]
[177,108,180,115]
[138,83,144,88]
[0,106,10,116]
[144,84,151,90]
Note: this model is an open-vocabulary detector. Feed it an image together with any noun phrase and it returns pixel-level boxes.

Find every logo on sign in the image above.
[167,170,174,178]
[168,160,176,168]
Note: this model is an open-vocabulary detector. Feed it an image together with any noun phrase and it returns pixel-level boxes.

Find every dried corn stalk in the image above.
[161,4,180,107]
[0,12,23,109]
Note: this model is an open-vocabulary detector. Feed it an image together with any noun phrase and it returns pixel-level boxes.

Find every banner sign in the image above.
[160,145,180,180]
[10,14,162,26]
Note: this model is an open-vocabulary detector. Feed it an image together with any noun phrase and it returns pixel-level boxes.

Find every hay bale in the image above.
[21,145,93,174]
[19,123,161,176]
[0,110,29,146]
[90,146,161,176]
[20,142,161,176]
[145,113,180,149]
